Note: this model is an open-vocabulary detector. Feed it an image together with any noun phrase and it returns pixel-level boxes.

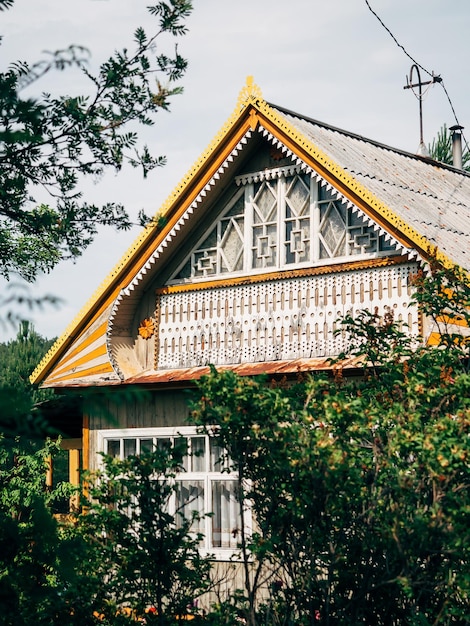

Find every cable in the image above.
[364,0,433,78]
[440,82,469,156]
[364,0,469,156]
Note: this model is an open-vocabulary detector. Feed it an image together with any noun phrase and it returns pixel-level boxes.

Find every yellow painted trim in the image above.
[426,333,441,346]
[51,322,109,370]
[82,412,89,504]
[44,362,115,385]
[82,414,89,472]
[158,255,411,295]
[31,292,119,384]
[69,448,81,511]
[427,331,469,346]
[49,344,109,379]
[435,314,468,328]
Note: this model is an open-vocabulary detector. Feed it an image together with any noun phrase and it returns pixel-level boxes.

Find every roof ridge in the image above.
[268,102,470,177]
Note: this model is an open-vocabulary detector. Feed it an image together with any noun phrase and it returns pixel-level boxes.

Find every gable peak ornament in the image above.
[237,76,263,111]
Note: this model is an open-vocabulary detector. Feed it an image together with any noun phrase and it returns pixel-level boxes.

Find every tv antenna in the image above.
[404,64,441,156]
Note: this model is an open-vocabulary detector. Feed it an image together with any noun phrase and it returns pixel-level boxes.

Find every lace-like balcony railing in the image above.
[156,262,419,369]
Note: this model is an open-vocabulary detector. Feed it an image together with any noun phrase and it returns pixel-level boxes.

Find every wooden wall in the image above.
[85,389,192,470]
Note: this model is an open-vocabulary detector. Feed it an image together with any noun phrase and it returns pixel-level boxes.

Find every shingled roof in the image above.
[270,103,470,271]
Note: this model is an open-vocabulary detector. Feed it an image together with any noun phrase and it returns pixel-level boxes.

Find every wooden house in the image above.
[31,77,470,556]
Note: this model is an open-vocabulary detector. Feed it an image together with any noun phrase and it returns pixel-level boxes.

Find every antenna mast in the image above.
[404,64,441,156]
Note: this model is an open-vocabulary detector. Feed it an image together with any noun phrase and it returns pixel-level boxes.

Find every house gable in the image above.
[106,128,416,380]
[31,77,470,389]
[168,160,400,284]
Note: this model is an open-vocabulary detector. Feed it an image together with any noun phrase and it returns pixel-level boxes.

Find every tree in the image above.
[191,262,470,626]
[0,321,56,436]
[0,433,212,625]
[76,441,212,624]
[0,426,212,625]
[0,0,192,281]
[428,124,470,171]
[0,437,82,626]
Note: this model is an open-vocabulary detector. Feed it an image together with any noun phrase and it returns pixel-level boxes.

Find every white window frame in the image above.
[97,427,250,559]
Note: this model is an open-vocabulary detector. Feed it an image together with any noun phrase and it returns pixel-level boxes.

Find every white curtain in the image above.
[176,480,204,534]
[212,480,240,548]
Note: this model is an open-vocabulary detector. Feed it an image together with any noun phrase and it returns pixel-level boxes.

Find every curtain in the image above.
[212,480,240,548]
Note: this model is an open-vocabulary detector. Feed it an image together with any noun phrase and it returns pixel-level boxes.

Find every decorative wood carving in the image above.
[156,262,419,369]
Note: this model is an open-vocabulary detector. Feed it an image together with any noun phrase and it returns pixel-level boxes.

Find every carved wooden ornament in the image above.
[138,318,155,339]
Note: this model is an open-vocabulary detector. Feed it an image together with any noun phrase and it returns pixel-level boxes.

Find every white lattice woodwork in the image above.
[172,168,400,284]
[157,263,419,369]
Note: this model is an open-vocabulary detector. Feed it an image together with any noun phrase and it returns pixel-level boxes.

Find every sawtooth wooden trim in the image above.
[157,255,409,295]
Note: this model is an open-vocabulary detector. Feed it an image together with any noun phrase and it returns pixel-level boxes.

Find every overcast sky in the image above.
[1,0,469,341]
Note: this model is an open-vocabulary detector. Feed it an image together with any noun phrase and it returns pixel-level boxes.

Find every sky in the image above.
[1,0,469,342]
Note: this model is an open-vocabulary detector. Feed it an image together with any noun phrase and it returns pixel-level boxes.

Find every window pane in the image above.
[123,439,136,458]
[178,437,189,471]
[220,218,244,273]
[320,202,345,256]
[210,439,225,472]
[286,175,309,216]
[191,437,206,472]
[140,438,154,454]
[211,480,240,548]
[107,439,121,458]
[157,437,172,452]
[253,181,277,221]
[176,480,204,534]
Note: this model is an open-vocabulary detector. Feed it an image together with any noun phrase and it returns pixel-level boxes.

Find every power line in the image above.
[364,0,469,154]
[364,0,433,78]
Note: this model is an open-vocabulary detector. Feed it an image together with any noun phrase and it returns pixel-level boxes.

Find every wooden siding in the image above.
[155,261,420,370]
[86,390,191,470]
[42,307,119,388]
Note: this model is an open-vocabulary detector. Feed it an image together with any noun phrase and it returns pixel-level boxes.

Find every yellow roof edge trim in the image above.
[253,99,459,271]
[30,76,264,385]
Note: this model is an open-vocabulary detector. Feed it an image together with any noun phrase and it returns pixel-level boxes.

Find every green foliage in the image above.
[0,0,14,12]
[0,262,468,625]
[0,435,213,625]
[191,263,470,626]
[77,442,212,624]
[0,437,82,626]
[428,124,470,171]
[0,0,193,280]
[410,261,470,357]
[0,321,56,436]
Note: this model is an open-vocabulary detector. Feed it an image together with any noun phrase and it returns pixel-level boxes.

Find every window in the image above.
[172,166,396,282]
[98,427,246,556]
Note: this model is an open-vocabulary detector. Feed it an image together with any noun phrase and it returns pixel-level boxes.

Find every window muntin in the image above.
[99,428,244,555]
[184,190,245,280]
[252,179,279,269]
[172,168,396,283]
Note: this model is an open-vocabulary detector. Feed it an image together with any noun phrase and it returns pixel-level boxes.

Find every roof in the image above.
[30,77,470,387]
[271,103,470,270]
[42,356,364,388]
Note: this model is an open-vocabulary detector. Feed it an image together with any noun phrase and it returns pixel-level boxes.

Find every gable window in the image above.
[98,428,245,556]
[173,166,395,283]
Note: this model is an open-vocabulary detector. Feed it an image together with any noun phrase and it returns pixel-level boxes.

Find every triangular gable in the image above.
[167,163,402,285]
[31,77,461,387]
